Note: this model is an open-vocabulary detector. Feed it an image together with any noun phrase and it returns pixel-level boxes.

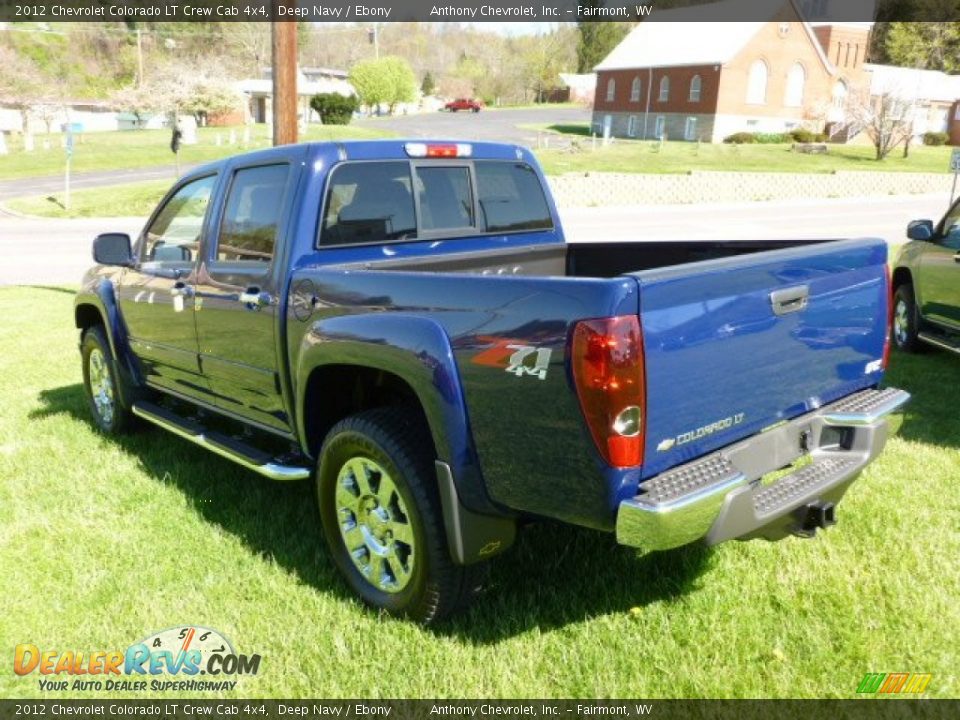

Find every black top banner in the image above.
[0,0,958,23]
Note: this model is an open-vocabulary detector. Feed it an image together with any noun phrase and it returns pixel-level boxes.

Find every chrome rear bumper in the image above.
[616,388,909,551]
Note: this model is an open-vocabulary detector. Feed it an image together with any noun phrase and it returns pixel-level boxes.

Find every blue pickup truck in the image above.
[76,140,908,622]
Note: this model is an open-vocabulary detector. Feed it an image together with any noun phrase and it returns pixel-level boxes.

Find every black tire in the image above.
[893,284,922,353]
[81,325,135,434]
[316,407,485,623]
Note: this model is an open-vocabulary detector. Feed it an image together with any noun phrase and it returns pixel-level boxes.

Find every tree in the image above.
[179,78,244,125]
[518,26,579,103]
[846,88,917,160]
[349,58,392,114]
[349,56,417,114]
[420,70,436,96]
[310,93,359,125]
[0,46,43,134]
[885,22,960,72]
[112,85,163,128]
[576,9,632,73]
[380,56,417,113]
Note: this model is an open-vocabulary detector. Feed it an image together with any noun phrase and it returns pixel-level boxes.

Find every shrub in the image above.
[922,131,949,146]
[789,128,817,143]
[309,93,359,125]
[723,132,756,144]
[754,132,788,144]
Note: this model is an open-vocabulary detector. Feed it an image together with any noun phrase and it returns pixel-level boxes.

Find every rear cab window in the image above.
[319,159,553,247]
[475,161,553,233]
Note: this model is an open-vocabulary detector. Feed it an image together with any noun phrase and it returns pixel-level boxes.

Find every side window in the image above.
[940,203,960,250]
[216,164,289,264]
[415,166,475,232]
[321,162,416,246]
[143,175,216,265]
[475,162,553,233]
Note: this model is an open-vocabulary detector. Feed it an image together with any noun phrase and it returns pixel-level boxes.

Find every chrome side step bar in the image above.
[132,402,311,481]
[918,332,960,355]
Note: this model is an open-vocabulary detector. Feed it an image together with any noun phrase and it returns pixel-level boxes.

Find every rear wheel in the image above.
[316,407,485,623]
[893,284,922,353]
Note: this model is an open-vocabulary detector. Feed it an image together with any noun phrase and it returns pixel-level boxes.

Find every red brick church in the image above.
[592,0,960,144]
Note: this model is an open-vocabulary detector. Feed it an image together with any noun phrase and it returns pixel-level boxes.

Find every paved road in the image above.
[0,166,187,203]
[0,107,588,202]
[1,193,952,288]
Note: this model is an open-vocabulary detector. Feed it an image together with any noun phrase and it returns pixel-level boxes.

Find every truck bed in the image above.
[336,238,835,279]
[298,236,888,528]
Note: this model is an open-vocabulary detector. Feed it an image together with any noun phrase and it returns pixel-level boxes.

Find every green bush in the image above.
[754,132,788,144]
[309,93,359,125]
[922,131,949,146]
[789,128,817,143]
[723,132,756,144]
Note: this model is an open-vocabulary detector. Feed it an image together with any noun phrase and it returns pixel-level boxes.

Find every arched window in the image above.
[785,63,805,107]
[606,78,616,102]
[832,79,847,110]
[658,75,670,102]
[689,75,702,102]
[630,76,642,102]
[746,59,768,104]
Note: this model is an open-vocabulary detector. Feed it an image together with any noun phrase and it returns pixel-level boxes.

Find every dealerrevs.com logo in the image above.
[14,626,261,693]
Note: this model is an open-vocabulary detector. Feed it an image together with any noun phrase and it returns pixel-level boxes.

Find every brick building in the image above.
[592,0,871,142]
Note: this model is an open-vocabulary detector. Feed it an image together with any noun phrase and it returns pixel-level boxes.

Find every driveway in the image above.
[354,106,590,146]
[1,193,950,288]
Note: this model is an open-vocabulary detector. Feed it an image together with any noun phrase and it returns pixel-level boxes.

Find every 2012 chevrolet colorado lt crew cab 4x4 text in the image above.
[75,140,908,623]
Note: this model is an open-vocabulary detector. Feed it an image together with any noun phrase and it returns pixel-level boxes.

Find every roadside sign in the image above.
[951,149,960,206]
[65,131,74,158]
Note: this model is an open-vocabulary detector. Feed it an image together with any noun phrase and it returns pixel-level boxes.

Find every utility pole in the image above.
[271,14,298,146]
[135,29,143,87]
[369,24,379,60]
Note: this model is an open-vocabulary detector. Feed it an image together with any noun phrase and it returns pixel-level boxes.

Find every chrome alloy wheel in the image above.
[88,348,115,426]
[335,457,415,594]
[894,298,909,346]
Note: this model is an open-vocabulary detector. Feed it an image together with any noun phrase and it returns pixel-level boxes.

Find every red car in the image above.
[444,98,483,113]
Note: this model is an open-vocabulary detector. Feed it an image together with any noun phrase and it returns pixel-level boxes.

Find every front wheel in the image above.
[81,326,135,434]
[316,407,484,624]
[893,284,922,353]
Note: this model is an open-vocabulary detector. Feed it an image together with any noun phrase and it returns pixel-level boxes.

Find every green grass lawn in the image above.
[0,286,957,699]
[531,123,957,176]
[7,180,172,219]
[0,124,394,182]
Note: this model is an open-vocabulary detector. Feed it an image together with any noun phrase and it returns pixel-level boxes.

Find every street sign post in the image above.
[64,128,74,211]
[950,148,960,206]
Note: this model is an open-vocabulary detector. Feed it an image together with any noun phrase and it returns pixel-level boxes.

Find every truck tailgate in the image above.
[635,238,888,479]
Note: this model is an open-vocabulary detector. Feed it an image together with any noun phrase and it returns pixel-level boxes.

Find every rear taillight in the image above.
[882,264,892,370]
[571,316,646,468]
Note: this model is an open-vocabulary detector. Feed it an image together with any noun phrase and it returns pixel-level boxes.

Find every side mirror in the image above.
[906,219,934,242]
[93,233,133,266]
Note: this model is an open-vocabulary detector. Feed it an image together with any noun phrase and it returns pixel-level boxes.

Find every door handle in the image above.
[239,287,274,309]
[170,281,194,298]
[770,285,809,316]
